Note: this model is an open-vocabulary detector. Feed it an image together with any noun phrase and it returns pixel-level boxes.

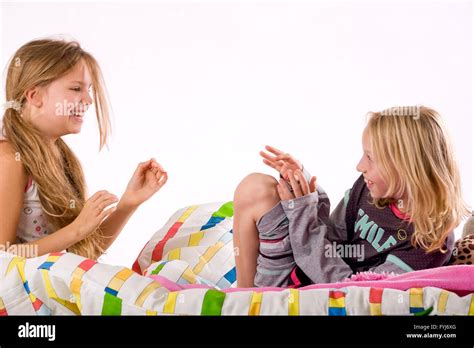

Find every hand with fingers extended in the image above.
[71,190,119,239]
[121,158,168,209]
[259,145,304,181]
[276,169,317,201]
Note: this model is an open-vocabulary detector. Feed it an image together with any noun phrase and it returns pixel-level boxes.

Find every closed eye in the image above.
[71,87,92,93]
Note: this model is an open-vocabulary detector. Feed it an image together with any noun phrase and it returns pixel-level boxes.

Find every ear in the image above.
[24,86,43,108]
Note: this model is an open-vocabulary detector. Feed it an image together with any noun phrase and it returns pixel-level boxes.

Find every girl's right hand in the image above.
[72,190,119,240]
[259,145,303,181]
[277,169,317,200]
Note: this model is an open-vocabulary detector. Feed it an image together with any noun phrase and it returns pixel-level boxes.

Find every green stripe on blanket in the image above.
[201,289,226,315]
[102,293,122,315]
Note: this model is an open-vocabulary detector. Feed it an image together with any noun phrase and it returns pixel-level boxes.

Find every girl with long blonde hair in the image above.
[233,106,469,287]
[0,38,167,260]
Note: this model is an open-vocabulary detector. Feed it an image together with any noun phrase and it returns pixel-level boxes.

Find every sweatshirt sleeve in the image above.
[280,187,355,284]
[280,191,412,282]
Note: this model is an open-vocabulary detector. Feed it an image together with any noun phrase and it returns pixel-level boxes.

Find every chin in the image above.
[67,127,82,135]
[368,190,382,199]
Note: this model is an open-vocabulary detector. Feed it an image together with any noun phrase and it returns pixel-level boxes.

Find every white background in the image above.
[1,0,472,267]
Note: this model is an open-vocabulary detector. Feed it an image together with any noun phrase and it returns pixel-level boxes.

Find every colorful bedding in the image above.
[1,201,474,315]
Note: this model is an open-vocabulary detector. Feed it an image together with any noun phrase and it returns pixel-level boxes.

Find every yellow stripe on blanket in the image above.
[469,294,474,316]
[135,281,162,307]
[45,254,62,263]
[188,231,204,246]
[249,292,263,316]
[41,269,80,315]
[288,289,299,315]
[178,206,198,223]
[6,256,25,275]
[437,290,449,314]
[6,257,38,307]
[168,248,181,260]
[70,278,83,312]
[163,291,179,314]
[72,268,86,278]
[107,268,134,293]
[329,296,345,308]
[115,268,134,281]
[193,241,225,275]
[370,303,382,316]
[181,267,196,284]
[410,288,424,308]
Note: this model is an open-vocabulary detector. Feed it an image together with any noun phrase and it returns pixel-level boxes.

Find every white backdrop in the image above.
[1,0,472,267]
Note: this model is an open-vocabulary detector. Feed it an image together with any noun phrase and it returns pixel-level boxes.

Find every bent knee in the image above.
[234,173,278,207]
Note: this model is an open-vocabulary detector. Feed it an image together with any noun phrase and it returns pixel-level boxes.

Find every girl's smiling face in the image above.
[24,59,93,141]
[356,128,389,199]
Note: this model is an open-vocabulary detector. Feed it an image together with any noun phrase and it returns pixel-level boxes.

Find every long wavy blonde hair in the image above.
[2,38,111,260]
[366,106,470,252]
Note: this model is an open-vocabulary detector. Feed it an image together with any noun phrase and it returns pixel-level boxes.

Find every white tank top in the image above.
[16,177,56,243]
[0,121,56,243]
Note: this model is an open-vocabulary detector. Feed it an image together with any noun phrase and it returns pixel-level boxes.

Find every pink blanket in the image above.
[302,265,474,296]
[149,265,474,296]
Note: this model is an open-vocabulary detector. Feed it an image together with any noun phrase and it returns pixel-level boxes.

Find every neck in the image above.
[47,138,62,160]
[396,195,409,214]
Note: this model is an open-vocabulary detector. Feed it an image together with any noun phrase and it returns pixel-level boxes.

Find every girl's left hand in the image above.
[277,169,317,201]
[121,158,168,209]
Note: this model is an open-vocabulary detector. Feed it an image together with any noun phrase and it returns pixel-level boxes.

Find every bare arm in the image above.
[9,223,81,258]
[97,158,168,252]
[0,141,28,247]
[5,193,117,258]
[0,142,78,257]
[98,200,138,252]
[0,141,115,258]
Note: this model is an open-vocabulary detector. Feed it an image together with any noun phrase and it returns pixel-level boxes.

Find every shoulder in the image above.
[0,140,29,244]
[0,140,20,165]
[0,139,20,157]
[0,140,28,187]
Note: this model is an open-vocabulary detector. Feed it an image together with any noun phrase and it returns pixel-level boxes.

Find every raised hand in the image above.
[121,158,168,209]
[260,145,303,181]
[276,169,317,201]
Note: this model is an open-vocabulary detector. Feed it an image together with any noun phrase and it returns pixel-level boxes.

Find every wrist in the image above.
[282,191,319,207]
[117,197,139,213]
[67,221,84,245]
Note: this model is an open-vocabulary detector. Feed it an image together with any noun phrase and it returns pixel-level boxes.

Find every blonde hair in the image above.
[2,38,112,260]
[366,106,470,253]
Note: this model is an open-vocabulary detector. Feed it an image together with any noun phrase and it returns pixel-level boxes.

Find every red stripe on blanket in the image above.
[369,287,384,303]
[132,241,150,274]
[78,259,97,272]
[329,290,345,299]
[32,298,43,311]
[151,222,183,262]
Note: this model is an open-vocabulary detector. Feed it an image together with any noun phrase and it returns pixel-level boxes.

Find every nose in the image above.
[82,91,93,107]
[356,157,365,173]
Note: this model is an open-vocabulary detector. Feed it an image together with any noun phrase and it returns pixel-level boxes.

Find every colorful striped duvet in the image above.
[1,201,473,315]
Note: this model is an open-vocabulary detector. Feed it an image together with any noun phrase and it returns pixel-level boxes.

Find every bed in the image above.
[1,201,473,315]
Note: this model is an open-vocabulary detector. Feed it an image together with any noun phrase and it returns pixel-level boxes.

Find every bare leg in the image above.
[233,173,281,287]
